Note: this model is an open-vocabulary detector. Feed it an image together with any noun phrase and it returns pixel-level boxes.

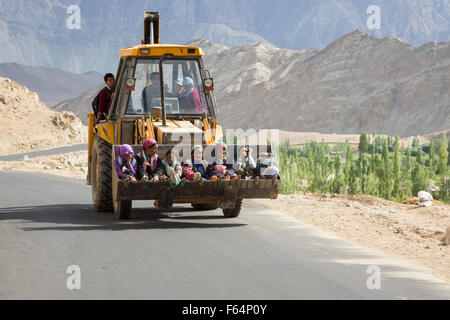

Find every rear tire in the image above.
[91,136,113,212]
[114,199,132,220]
[222,199,243,218]
[191,203,219,211]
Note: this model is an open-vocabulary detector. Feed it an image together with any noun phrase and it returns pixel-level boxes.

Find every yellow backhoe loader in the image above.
[87,12,281,219]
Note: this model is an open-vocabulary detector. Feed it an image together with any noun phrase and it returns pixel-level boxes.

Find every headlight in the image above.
[204,78,213,87]
[126,78,136,87]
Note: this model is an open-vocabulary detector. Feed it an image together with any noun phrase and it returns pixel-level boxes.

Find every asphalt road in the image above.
[1,170,450,299]
[0,144,87,161]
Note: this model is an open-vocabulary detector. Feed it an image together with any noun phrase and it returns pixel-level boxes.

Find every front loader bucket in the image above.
[115,177,281,209]
[111,144,281,211]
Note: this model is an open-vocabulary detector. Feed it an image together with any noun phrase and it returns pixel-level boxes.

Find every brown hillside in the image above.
[0,77,87,155]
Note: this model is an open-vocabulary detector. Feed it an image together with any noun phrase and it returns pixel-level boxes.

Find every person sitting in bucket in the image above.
[181,145,208,181]
[207,143,238,180]
[114,144,138,183]
[160,148,182,186]
[136,139,164,182]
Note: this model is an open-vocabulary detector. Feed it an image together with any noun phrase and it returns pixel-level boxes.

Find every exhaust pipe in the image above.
[142,12,159,44]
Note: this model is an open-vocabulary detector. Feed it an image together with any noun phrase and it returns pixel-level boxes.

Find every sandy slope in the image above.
[0,77,87,155]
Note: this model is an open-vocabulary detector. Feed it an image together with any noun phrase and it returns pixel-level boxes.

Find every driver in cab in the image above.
[141,72,172,111]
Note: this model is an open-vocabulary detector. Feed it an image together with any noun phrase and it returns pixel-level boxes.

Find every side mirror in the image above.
[125,77,136,91]
[203,77,214,92]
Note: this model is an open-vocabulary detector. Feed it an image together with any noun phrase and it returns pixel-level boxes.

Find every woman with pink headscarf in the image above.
[135,139,164,182]
[114,144,138,182]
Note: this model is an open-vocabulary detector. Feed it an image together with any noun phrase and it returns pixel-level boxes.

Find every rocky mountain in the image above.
[0,0,448,73]
[194,32,449,137]
[0,77,87,155]
[0,63,102,106]
[54,31,449,137]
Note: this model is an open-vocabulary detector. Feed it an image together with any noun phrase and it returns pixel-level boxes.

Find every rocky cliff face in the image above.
[192,31,450,137]
[51,31,449,136]
[0,77,87,155]
[0,0,448,73]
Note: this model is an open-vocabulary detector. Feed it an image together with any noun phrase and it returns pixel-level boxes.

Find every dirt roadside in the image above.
[260,193,450,283]
[0,151,88,181]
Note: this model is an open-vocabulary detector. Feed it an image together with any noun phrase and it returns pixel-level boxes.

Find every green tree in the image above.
[344,143,353,187]
[359,153,369,194]
[405,146,412,176]
[381,140,392,199]
[334,154,341,174]
[359,132,369,154]
[416,148,424,165]
[438,134,449,200]
[412,163,427,196]
[387,134,392,147]
[374,136,383,152]
[331,155,344,193]
[349,161,360,194]
[392,137,401,199]
[448,140,450,166]
[412,137,419,150]
[429,139,436,167]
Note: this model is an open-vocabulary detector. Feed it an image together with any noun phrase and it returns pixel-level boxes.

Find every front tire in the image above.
[222,199,243,218]
[114,199,132,220]
[91,136,113,212]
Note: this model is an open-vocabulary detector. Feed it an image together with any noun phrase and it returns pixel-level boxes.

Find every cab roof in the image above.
[118,44,204,58]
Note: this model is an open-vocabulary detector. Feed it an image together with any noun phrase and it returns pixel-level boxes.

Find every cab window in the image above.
[126,58,207,116]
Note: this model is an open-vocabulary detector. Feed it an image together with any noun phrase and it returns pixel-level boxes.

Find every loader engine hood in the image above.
[153,120,204,145]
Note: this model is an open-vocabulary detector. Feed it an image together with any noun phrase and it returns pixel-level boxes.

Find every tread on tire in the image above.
[91,136,113,212]
[222,199,243,218]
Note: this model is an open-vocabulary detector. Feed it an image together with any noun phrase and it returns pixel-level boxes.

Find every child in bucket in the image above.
[233,145,257,179]
[207,143,238,180]
[161,149,182,186]
[256,152,280,179]
[114,144,138,183]
[181,145,206,181]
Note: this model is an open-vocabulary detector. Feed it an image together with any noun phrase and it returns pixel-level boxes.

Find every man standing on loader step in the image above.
[95,73,115,124]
